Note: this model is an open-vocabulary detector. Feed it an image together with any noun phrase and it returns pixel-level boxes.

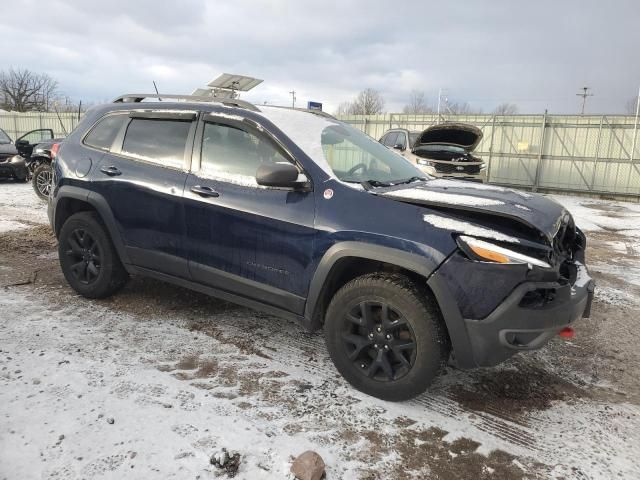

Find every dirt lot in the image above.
[1,181,639,479]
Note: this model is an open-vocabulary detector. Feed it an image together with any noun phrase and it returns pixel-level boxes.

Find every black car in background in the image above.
[0,127,62,199]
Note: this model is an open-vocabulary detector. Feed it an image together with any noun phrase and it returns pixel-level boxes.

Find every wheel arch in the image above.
[304,241,476,368]
[53,186,131,266]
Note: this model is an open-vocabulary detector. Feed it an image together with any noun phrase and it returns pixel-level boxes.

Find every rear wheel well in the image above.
[54,197,98,236]
[310,257,434,329]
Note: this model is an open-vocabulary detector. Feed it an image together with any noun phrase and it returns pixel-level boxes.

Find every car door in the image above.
[15,129,54,157]
[90,110,197,279]
[183,112,316,315]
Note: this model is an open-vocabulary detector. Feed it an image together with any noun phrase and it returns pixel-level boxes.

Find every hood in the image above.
[414,123,483,151]
[379,179,568,243]
[0,142,18,156]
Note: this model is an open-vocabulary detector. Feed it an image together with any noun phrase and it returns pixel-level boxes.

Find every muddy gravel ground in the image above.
[1,181,639,479]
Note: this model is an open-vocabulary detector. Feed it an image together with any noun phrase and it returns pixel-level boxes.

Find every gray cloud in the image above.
[1,0,638,113]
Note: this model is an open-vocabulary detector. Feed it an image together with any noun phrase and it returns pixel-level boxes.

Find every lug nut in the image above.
[373,344,378,348]
[368,333,374,339]
[385,334,392,340]
[384,345,389,350]
[376,326,382,333]
[360,363,366,368]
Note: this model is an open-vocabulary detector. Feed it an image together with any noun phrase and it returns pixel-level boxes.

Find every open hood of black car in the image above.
[379,179,568,243]
[414,123,483,151]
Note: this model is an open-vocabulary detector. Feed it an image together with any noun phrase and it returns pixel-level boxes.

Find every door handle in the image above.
[100,165,122,176]
[191,185,220,198]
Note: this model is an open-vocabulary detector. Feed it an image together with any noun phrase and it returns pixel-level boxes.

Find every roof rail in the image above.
[112,93,260,112]
[264,105,337,120]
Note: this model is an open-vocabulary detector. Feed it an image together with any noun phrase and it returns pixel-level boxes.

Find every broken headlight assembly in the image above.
[457,235,551,269]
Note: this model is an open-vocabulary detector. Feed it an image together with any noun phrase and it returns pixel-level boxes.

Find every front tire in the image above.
[324,273,450,401]
[32,163,52,201]
[58,212,128,299]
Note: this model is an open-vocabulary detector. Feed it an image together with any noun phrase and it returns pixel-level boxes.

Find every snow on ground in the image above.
[1,181,640,479]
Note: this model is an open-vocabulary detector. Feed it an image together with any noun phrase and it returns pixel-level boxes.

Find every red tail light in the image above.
[51,143,60,159]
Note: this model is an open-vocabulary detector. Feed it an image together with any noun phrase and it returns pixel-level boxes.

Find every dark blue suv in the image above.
[48,94,595,401]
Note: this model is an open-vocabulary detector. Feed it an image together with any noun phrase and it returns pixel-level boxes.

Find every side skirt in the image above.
[126,265,311,330]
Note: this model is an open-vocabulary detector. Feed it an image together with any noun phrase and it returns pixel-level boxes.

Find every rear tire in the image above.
[58,212,128,299]
[324,273,449,401]
[32,163,52,201]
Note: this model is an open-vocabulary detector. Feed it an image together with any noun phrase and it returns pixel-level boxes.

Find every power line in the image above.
[576,86,594,115]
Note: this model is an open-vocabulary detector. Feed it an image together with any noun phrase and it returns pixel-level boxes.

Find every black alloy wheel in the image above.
[342,300,417,382]
[64,228,102,285]
[324,273,450,401]
[58,211,128,298]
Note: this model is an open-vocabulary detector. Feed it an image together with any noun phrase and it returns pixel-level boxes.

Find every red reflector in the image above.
[558,327,575,339]
[51,143,60,158]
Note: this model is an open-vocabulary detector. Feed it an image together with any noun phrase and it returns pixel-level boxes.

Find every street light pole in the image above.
[289,90,296,109]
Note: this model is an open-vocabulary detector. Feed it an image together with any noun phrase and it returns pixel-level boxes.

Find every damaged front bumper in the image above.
[463,262,594,367]
[428,257,595,369]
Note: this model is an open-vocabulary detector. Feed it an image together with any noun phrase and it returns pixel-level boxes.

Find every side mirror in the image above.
[15,139,30,148]
[393,143,405,151]
[256,162,307,188]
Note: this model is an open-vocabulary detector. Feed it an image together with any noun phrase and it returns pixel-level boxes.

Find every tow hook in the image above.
[558,327,575,339]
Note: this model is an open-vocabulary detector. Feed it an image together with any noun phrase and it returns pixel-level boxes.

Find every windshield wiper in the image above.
[395,176,426,185]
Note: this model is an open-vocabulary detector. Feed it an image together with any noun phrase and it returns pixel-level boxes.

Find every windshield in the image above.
[321,124,425,185]
[414,144,466,154]
[0,129,11,144]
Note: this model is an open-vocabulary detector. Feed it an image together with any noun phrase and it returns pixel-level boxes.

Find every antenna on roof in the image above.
[191,73,263,100]
[153,80,162,101]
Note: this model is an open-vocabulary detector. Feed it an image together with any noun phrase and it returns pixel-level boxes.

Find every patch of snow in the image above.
[426,178,532,198]
[386,187,505,207]
[423,214,521,243]
[0,219,29,233]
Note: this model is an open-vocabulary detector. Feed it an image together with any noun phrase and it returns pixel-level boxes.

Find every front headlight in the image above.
[457,235,551,268]
[417,159,432,166]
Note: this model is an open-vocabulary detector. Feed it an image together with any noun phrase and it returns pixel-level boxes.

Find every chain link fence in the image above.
[338,113,640,198]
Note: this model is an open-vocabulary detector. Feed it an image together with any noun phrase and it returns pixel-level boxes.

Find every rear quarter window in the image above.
[83,114,128,151]
[121,118,191,169]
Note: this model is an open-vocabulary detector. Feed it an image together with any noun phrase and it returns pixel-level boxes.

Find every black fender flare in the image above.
[304,241,476,368]
[53,185,131,266]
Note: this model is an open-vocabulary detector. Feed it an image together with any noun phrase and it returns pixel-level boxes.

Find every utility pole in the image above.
[289,90,296,109]
[576,86,593,115]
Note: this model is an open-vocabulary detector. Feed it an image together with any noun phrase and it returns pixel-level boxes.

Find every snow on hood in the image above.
[381,180,569,242]
[384,187,505,207]
[422,214,520,244]
[415,122,483,151]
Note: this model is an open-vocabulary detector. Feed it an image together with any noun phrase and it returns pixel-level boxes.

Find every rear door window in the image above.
[84,114,128,151]
[122,118,191,169]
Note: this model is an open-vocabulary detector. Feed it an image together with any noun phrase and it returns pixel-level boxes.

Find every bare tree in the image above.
[0,68,59,112]
[334,101,355,116]
[493,103,519,115]
[349,88,385,115]
[443,100,481,115]
[402,90,433,114]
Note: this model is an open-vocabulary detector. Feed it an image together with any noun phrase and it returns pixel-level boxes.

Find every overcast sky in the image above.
[1,0,638,114]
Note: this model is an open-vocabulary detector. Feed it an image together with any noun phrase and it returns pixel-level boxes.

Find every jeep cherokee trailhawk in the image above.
[48,93,594,401]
